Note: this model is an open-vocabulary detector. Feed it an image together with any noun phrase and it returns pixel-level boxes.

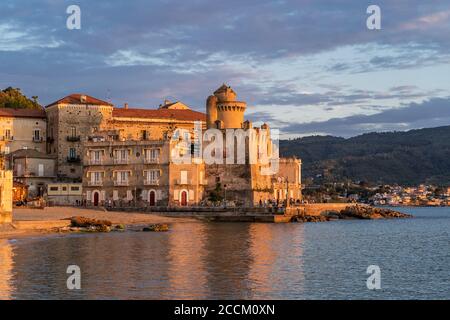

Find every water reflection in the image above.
[2,208,449,299]
[0,240,14,299]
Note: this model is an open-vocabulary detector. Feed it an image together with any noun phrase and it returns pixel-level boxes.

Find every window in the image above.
[5,129,11,140]
[38,164,44,177]
[34,129,41,141]
[142,130,148,140]
[118,171,129,182]
[91,172,102,184]
[147,170,160,182]
[69,148,76,158]
[145,148,160,162]
[70,127,76,137]
[71,186,80,191]
[180,171,188,184]
[50,186,59,191]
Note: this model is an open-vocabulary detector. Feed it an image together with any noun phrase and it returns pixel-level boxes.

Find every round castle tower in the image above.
[206,84,247,129]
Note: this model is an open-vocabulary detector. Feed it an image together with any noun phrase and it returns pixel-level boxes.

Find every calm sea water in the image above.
[0,207,449,300]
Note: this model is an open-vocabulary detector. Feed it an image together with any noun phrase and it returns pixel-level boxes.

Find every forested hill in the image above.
[0,87,42,109]
[279,126,450,185]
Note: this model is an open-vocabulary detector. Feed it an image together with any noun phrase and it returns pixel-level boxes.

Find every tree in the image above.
[0,87,42,110]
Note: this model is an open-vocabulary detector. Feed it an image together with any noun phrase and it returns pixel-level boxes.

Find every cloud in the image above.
[0,23,63,51]
[283,97,450,137]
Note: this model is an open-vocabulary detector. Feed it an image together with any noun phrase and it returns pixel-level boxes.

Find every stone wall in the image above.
[0,170,13,224]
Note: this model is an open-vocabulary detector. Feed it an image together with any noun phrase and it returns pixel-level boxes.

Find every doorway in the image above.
[149,190,156,206]
[180,190,188,206]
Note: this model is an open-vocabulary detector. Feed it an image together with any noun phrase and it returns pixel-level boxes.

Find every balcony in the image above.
[144,179,159,186]
[88,180,103,186]
[199,179,208,185]
[67,156,81,163]
[144,157,159,164]
[47,137,54,143]
[0,136,13,141]
[88,159,103,165]
[176,179,191,185]
[66,135,81,142]
[32,136,44,143]
[114,158,129,165]
[114,180,130,186]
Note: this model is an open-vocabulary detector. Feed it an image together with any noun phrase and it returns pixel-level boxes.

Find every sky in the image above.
[1,0,450,138]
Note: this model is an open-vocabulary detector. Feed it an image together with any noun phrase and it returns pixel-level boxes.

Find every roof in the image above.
[112,107,206,122]
[9,149,56,159]
[45,94,113,108]
[0,108,46,119]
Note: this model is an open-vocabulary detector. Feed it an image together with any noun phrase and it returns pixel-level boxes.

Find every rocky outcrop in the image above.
[338,205,412,219]
[69,216,113,232]
[292,205,412,223]
[142,224,169,232]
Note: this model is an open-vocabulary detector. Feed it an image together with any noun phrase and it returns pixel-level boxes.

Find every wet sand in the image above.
[0,207,196,240]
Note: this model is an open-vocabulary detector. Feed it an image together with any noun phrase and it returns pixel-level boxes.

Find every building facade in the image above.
[45,94,114,181]
[0,108,47,154]
[10,149,57,198]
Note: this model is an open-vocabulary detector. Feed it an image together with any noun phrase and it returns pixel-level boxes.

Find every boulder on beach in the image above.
[70,216,113,232]
[142,224,169,232]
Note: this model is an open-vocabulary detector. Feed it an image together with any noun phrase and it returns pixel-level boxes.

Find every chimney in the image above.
[124,103,129,109]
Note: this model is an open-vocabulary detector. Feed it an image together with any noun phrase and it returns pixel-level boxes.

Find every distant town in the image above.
[303,182,450,206]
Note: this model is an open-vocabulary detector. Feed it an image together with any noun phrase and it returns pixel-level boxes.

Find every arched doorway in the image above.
[149,190,156,206]
[180,190,188,206]
[93,191,99,206]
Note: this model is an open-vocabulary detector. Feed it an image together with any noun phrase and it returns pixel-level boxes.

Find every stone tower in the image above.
[206,84,246,129]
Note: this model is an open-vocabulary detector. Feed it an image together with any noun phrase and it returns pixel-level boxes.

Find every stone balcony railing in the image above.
[88,180,103,186]
[144,179,159,186]
[176,179,191,185]
[113,158,129,165]
[144,157,159,164]
[66,136,81,142]
[114,180,130,186]
[32,136,44,143]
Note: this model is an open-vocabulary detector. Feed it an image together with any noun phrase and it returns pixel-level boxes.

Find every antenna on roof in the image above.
[106,89,112,103]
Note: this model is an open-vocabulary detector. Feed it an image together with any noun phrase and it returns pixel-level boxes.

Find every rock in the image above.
[114,224,125,231]
[69,216,112,232]
[291,214,330,223]
[142,223,169,232]
[70,216,112,228]
[339,205,412,220]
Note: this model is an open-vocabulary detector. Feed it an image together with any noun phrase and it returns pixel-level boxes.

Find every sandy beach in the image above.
[0,207,196,240]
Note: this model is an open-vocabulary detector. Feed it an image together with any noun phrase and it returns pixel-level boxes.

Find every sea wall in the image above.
[0,170,13,224]
[286,203,363,216]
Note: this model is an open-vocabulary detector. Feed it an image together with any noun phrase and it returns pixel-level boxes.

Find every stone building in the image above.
[45,94,206,182]
[0,108,47,154]
[204,85,302,206]
[45,94,114,181]
[82,130,206,207]
[9,149,56,198]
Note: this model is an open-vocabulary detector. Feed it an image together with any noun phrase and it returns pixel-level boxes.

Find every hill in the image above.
[0,87,42,110]
[279,126,450,185]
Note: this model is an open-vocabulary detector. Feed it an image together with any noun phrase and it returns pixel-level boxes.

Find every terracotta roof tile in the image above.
[0,108,46,118]
[112,107,206,122]
[45,94,113,108]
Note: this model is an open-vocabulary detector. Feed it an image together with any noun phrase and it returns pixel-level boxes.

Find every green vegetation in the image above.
[280,126,450,185]
[0,87,42,109]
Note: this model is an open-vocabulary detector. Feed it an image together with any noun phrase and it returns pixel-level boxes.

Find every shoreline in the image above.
[0,207,198,241]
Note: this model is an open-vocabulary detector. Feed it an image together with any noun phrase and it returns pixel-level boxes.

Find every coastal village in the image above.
[0,85,413,233]
[0,85,303,223]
